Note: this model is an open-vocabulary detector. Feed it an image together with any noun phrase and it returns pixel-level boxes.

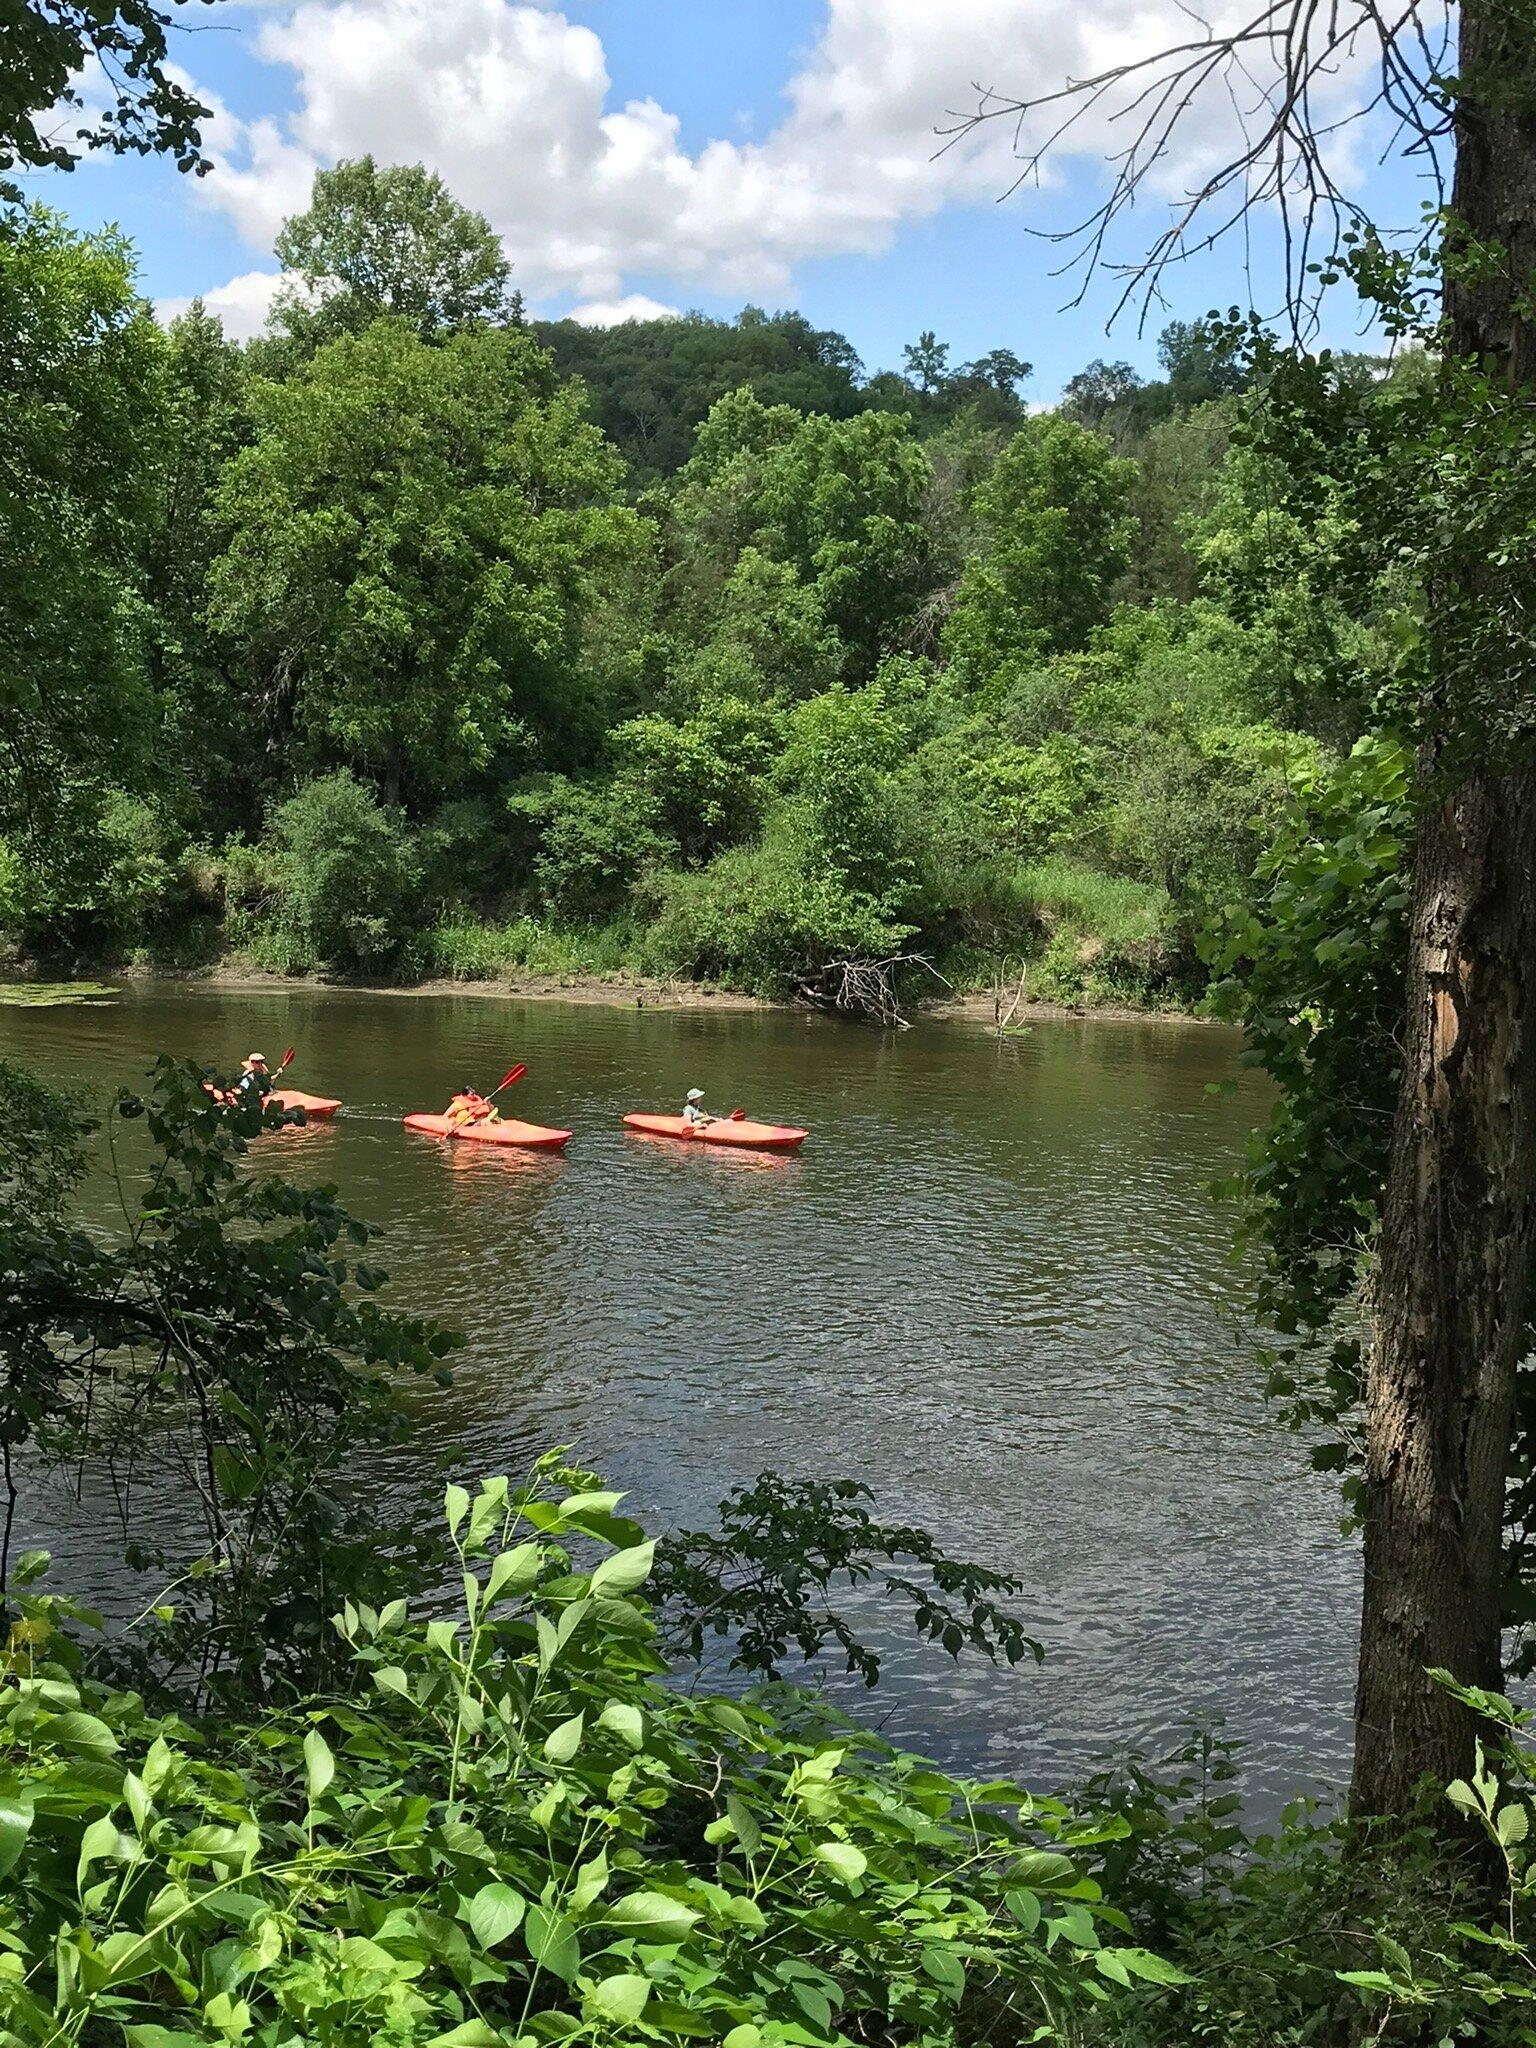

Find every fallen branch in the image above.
[792,952,951,1029]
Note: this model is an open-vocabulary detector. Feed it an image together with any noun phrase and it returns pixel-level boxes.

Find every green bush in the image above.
[231,772,421,976]
[0,1460,1169,2048]
[646,812,913,994]
[510,778,670,923]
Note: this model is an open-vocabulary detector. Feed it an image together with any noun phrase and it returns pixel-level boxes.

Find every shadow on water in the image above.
[1,983,1358,1807]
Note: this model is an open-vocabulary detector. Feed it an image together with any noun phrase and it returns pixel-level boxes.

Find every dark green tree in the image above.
[944,417,1135,684]
[901,329,951,395]
[533,305,866,480]
[208,320,645,799]
[0,204,166,946]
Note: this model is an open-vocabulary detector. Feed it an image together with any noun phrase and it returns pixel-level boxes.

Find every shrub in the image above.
[510,778,670,922]
[233,771,421,976]
[646,811,914,994]
[0,1459,1165,2048]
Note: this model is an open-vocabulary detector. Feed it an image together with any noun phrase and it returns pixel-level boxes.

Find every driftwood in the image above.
[993,955,1029,1032]
[792,952,950,1030]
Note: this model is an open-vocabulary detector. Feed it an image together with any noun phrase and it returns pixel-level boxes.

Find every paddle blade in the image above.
[729,1106,746,1120]
[491,1063,527,1096]
[279,1046,296,1071]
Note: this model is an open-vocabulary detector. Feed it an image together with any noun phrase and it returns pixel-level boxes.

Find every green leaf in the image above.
[919,1947,965,1997]
[525,1903,580,1982]
[42,1710,118,1756]
[444,1484,471,1537]
[1497,1802,1530,1847]
[543,1712,585,1763]
[372,1666,410,1699]
[589,1541,655,1596]
[428,2024,502,2048]
[813,1840,867,1884]
[602,1891,699,1942]
[486,1542,541,1603]
[1338,1970,1399,1993]
[1094,1951,1132,1987]
[583,1973,651,2023]
[1114,1947,1191,1987]
[790,1982,832,2032]
[725,1793,761,1855]
[1010,1849,1077,1889]
[467,1882,525,1950]
[0,1795,33,1881]
[303,1728,335,1802]
[595,1700,643,1749]
[1005,1887,1041,1933]
[77,1814,122,1892]
[721,2029,762,2048]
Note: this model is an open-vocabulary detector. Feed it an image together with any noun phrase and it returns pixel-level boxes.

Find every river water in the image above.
[0,982,1359,1805]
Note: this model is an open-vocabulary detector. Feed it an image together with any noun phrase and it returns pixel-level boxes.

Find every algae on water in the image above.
[0,982,119,1008]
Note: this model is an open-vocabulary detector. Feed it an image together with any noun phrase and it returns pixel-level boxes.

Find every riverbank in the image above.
[91,959,1213,1028]
[2,956,1217,1028]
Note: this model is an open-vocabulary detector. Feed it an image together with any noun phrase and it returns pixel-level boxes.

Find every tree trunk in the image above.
[1350,0,1536,1822]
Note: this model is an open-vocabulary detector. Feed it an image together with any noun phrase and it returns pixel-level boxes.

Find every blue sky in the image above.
[27,0,1435,397]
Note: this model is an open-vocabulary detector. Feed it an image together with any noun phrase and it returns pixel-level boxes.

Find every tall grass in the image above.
[427,913,646,982]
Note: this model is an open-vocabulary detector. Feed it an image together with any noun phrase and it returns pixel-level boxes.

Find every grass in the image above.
[933,856,1180,1007]
[426,913,648,983]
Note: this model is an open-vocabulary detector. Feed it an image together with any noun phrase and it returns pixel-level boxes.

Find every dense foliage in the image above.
[0,1462,1178,2048]
[0,170,1389,1016]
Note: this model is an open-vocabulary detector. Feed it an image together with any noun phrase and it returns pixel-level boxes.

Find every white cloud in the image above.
[155,268,287,339]
[567,294,681,327]
[183,0,1382,318]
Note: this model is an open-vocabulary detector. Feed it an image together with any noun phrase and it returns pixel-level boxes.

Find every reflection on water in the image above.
[1,983,1359,1805]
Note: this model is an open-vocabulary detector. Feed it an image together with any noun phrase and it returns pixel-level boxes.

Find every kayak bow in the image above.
[271,1089,341,1118]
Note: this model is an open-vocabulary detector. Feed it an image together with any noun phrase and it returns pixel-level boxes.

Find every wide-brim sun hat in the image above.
[246,1052,267,1065]
[686,1088,705,1101]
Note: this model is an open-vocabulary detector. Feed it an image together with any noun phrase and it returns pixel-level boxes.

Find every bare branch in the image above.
[940,0,1452,334]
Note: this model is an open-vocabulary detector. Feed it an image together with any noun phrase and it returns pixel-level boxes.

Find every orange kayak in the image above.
[272,1089,341,1118]
[201,1081,340,1118]
[623,1113,807,1151]
[404,1112,571,1151]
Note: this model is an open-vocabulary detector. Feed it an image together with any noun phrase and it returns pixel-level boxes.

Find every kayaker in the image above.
[446,1087,498,1131]
[233,1053,275,1108]
[682,1087,713,1129]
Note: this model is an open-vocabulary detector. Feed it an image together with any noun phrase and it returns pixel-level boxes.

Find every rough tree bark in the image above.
[1350,0,1536,1821]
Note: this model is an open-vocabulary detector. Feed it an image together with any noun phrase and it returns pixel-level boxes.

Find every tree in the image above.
[208,321,645,800]
[142,300,252,838]
[670,388,935,668]
[1060,359,1142,427]
[270,156,519,350]
[955,0,1536,1832]
[0,0,212,177]
[943,416,1135,684]
[533,306,867,480]
[902,329,951,394]
[0,204,166,944]
[965,347,1033,395]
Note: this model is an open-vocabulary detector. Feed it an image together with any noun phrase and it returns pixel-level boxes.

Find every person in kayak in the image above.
[233,1053,275,1108]
[446,1086,499,1131]
[682,1087,713,1129]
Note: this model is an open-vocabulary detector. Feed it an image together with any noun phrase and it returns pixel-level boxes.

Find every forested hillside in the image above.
[0,156,1404,1012]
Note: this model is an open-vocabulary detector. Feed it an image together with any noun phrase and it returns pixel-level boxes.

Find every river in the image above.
[0,981,1359,1806]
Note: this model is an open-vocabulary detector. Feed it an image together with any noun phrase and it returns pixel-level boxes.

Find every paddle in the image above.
[438,1063,526,1138]
[278,1047,295,1074]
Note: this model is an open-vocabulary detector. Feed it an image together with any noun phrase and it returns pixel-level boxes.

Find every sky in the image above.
[25,0,1446,399]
